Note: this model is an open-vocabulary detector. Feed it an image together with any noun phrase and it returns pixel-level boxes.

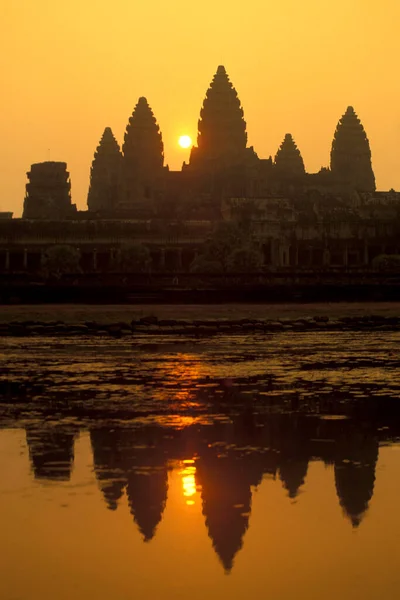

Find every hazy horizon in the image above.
[2,0,400,216]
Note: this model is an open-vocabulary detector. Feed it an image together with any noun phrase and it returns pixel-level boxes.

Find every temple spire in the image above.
[274,133,305,178]
[189,65,248,169]
[122,97,164,212]
[330,106,375,191]
[87,127,122,213]
[123,97,164,175]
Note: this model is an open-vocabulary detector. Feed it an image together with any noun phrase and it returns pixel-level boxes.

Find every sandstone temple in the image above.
[1,65,400,273]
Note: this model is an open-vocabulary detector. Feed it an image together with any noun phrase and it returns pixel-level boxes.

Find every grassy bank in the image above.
[1,302,400,324]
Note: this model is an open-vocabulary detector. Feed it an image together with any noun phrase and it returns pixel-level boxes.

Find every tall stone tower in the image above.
[330,106,375,192]
[23,162,76,219]
[189,66,251,171]
[87,127,122,213]
[274,133,305,178]
[122,97,164,214]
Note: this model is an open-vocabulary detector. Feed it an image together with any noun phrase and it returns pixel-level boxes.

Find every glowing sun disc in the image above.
[179,135,192,149]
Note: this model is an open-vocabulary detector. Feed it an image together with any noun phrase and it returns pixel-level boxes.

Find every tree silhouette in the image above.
[42,244,80,277]
[190,221,262,273]
[114,243,152,273]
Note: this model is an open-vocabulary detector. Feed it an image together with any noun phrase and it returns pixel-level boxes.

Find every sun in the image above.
[178,135,192,149]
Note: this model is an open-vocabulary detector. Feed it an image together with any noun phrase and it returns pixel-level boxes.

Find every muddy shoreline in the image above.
[1,302,400,336]
[1,301,400,323]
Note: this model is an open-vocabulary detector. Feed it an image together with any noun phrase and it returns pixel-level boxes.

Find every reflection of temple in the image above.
[126,467,168,542]
[90,426,169,541]
[277,416,312,499]
[124,428,169,542]
[196,452,252,572]
[20,412,387,571]
[3,65,399,275]
[90,427,126,510]
[334,424,379,527]
[194,416,268,572]
[25,424,77,481]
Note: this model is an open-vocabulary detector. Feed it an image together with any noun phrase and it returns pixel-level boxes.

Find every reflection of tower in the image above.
[90,428,127,511]
[25,424,76,481]
[334,426,379,527]
[126,468,168,542]
[277,416,310,499]
[279,459,309,499]
[193,414,270,575]
[196,452,251,573]
[123,428,169,542]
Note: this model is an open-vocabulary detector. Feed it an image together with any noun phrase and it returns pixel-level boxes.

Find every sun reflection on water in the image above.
[181,459,198,505]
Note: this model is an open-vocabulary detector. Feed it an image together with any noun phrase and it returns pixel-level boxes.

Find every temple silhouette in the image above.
[26,65,381,220]
[19,413,388,573]
[1,65,399,274]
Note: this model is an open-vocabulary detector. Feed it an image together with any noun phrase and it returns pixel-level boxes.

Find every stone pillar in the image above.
[5,250,10,271]
[281,245,289,267]
[323,248,330,267]
[294,244,299,267]
[279,245,284,267]
[93,248,97,271]
[40,249,45,269]
[343,245,348,267]
[308,247,313,267]
[176,248,182,271]
[23,248,28,270]
[271,240,278,267]
[363,242,369,266]
[159,247,165,270]
[108,248,114,271]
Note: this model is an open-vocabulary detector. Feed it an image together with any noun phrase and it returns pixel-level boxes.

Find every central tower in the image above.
[189,66,249,171]
[122,97,165,214]
[330,106,375,192]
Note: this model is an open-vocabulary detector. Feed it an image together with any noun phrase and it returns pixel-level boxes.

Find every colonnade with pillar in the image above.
[0,245,198,273]
[0,239,398,273]
[263,239,397,269]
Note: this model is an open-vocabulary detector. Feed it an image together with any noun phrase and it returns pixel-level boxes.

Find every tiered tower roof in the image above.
[274,133,305,178]
[87,127,122,212]
[190,66,248,169]
[123,97,164,176]
[330,106,375,191]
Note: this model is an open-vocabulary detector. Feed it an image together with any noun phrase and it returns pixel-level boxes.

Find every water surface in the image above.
[1,331,400,599]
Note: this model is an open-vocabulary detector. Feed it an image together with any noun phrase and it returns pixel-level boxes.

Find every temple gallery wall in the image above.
[1,66,400,273]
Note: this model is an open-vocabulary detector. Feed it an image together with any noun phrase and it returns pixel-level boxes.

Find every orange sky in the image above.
[1,0,400,216]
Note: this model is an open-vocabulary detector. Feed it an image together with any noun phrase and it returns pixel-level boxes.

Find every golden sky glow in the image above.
[1,0,400,215]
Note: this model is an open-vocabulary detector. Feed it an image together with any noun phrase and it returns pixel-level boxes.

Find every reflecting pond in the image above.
[1,331,400,599]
